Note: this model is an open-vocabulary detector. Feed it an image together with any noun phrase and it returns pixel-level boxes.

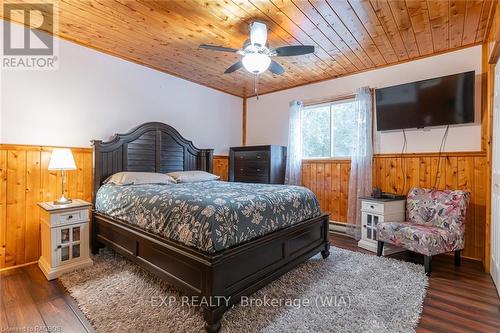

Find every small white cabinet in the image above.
[358,197,406,255]
[38,199,93,280]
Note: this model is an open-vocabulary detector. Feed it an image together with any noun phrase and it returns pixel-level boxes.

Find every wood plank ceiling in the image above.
[2,0,497,97]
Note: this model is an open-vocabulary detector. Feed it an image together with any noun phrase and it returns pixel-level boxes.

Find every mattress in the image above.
[95,180,321,253]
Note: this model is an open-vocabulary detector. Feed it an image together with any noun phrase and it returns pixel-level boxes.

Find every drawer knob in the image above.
[68,215,73,219]
[370,205,374,209]
[257,169,261,172]
[57,245,62,249]
[240,168,244,171]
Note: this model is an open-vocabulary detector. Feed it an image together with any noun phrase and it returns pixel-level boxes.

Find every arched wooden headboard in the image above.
[91,122,213,202]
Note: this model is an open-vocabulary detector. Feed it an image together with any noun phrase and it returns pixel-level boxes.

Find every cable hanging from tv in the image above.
[433,125,450,189]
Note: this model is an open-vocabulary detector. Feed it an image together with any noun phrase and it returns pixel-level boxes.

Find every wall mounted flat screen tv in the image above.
[375,71,474,131]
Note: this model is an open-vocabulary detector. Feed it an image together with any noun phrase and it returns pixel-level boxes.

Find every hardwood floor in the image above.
[333,233,500,333]
[0,264,94,332]
[1,233,499,333]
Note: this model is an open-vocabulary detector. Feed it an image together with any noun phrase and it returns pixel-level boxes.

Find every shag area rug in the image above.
[59,247,428,333]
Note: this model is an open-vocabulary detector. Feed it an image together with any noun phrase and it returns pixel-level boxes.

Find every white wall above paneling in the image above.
[247,46,482,154]
[0,21,242,155]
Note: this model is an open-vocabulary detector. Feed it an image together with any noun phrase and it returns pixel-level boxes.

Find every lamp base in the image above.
[53,195,72,205]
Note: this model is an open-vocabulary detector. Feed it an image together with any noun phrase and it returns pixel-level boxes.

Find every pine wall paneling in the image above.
[0,145,486,265]
[213,155,229,181]
[0,145,93,270]
[302,159,351,223]
[302,152,487,262]
[0,148,229,270]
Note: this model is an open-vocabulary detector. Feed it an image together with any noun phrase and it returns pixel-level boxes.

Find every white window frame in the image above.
[301,98,355,160]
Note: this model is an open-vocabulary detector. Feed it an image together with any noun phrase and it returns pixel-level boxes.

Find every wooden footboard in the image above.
[92,212,330,332]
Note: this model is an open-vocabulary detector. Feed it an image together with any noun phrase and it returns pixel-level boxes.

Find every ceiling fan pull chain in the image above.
[254,74,259,100]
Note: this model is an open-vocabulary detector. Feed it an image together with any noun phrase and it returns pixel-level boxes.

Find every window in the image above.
[301,99,357,158]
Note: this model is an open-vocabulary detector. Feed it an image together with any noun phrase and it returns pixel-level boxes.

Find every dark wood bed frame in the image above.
[91,122,330,332]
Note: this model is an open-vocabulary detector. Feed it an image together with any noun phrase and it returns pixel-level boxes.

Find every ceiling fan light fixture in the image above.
[200,20,314,77]
[242,53,271,74]
[249,21,267,47]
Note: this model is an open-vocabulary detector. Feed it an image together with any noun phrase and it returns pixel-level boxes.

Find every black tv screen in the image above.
[375,71,475,131]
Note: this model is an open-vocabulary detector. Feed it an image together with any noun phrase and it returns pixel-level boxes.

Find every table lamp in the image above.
[48,148,77,205]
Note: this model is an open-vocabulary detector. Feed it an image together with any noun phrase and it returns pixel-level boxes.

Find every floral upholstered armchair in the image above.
[376,187,470,276]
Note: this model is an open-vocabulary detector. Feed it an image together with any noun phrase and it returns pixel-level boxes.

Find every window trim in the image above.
[301,156,351,161]
[301,97,356,160]
[302,93,356,107]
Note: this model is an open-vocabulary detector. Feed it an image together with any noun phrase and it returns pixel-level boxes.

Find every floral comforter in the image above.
[95,181,321,253]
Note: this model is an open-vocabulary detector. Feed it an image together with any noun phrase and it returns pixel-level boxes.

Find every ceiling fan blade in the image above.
[224,61,243,74]
[250,21,267,47]
[275,45,315,56]
[199,44,239,53]
[269,60,285,75]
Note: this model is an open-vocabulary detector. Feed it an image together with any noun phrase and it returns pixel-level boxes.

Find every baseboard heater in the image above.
[328,221,347,234]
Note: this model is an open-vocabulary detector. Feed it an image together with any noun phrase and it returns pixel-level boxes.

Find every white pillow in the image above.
[167,171,220,183]
[105,172,176,185]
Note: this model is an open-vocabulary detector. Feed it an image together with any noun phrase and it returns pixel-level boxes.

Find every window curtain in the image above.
[285,100,303,185]
[346,87,373,240]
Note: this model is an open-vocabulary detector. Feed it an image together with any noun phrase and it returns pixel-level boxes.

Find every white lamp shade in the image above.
[242,53,271,74]
[48,148,77,170]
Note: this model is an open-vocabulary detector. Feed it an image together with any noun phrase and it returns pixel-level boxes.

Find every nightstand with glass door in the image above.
[38,199,93,280]
[358,197,406,255]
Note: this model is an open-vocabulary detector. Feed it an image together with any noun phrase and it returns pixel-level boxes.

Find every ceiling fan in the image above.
[199,21,315,76]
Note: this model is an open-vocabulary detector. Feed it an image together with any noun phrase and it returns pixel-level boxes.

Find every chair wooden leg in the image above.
[454,250,461,267]
[377,241,384,257]
[408,251,415,263]
[424,255,432,276]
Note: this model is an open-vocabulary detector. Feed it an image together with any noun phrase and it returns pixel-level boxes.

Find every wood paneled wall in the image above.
[374,152,487,262]
[302,152,487,262]
[0,145,93,270]
[0,150,228,270]
[213,156,229,181]
[302,159,351,223]
[0,147,487,267]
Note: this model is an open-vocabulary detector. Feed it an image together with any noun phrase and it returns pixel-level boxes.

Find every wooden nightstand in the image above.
[38,199,93,280]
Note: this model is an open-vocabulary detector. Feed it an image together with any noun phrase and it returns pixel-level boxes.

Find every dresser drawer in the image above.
[234,174,269,183]
[361,201,384,214]
[235,164,268,177]
[235,159,267,170]
[234,150,269,162]
[52,209,89,226]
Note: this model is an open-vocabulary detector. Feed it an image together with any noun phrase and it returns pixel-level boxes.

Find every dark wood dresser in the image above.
[229,145,287,184]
